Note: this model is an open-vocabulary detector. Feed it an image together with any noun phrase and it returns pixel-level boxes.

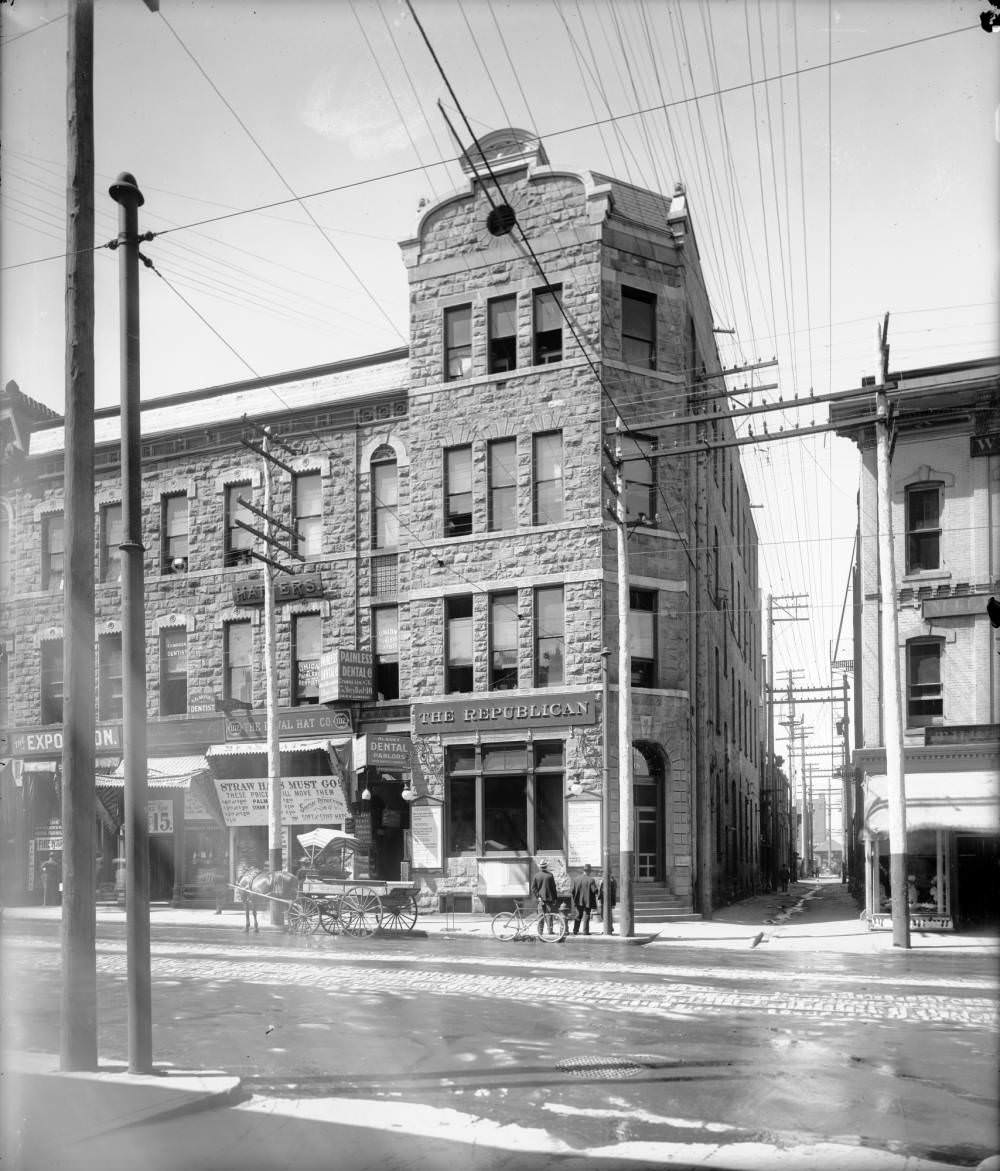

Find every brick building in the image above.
[832,356,1000,929]
[0,130,762,917]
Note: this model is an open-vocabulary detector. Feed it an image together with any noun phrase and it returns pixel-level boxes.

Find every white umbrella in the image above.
[297,828,360,853]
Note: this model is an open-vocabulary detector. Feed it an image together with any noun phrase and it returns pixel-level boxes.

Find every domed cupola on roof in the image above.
[458,127,549,180]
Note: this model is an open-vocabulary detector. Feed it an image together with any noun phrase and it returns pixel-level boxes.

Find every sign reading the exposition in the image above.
[410,803,442,869]
[212,776,348,826]
[10,724,122,757]
[567,801,602,867]
[319,649,372,703]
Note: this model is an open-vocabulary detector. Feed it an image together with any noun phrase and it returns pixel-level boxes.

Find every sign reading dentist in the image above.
[413,692,598,735]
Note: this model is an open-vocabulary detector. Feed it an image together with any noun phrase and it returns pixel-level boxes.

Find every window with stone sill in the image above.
[99,503,123,585]
[907,639,943,727]
[622,286,656,368]
[293,472,323,560]
[445,594,474,694]
[534,585,564,688]
[444,446,473,537]
[98,633,123,722]
[371,448,399,550]
[161,493,189,575]
[224,620,253,705]
[40,639,62,724]
[488,295,517,374]
[42,513,64,590]
[292,612,321,706]
[373,606,399,701]
[532,286,563,365]
[906,482,942,574]
[532,431,563,526]
[224,483,254,568]
[629,588,656,687]
[444,304,472,382]
[489,591,518,691]
[487,438,517,532]
[160,627,188,717]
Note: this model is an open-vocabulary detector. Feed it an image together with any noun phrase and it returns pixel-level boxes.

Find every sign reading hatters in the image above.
[412,693,599,734]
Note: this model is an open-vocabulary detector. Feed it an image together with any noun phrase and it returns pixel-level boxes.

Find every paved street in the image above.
[2,883,997,1170]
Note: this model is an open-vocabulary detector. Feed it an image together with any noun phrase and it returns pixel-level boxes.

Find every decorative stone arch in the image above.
[359,434,409,469]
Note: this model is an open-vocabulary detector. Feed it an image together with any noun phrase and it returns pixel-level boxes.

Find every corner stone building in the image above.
[0,130,762,920]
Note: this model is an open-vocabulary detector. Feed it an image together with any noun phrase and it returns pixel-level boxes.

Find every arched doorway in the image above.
[632,744,667,882]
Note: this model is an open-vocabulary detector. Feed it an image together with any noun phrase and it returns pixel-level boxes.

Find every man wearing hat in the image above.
[530,858,558,935]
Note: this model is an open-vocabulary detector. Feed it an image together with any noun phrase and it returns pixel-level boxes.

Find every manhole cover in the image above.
[556,1055,646,1080]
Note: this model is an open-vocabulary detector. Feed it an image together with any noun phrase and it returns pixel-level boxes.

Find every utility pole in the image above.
[765,596,806,887]
[61,0,97,1073]
[239,420,303,924]
[839,674,852,884]
[600,646,612,935]
[874,313,909,948]
[110,172,152,1073]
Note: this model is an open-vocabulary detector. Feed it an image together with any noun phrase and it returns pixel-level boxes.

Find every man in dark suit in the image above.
[530,859,558,935]
[571,863,598,935]
[598,871,617,934]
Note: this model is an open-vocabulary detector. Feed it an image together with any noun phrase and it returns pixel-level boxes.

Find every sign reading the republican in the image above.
[319,649,372,703]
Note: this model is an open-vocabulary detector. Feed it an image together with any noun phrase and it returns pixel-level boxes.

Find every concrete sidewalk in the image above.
[5,879,997,954]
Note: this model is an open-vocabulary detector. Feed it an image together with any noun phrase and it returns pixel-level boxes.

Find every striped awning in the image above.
[99,754,211,789]
[206,737,351,758]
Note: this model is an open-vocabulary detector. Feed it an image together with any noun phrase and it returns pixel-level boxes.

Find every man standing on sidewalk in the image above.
[530,859,558,935]
[571,864,598,935]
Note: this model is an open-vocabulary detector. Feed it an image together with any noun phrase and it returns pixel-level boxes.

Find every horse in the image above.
[234,866,298,932]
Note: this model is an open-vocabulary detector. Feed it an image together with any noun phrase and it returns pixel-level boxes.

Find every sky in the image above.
[2,0,998,788]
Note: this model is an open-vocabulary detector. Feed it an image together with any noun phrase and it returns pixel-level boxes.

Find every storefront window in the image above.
[483,775,527,852]
[447,777,476,854]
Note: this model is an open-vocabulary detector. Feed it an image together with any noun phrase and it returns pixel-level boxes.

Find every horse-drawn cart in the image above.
[287,828,419,938]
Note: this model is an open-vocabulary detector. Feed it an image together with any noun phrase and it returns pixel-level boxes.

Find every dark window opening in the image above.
[160,628,188,716]
[488,295,517,374]
[533,286,563,364]
[630,589,656,688]
[444,304,472,381]
[906,483,941,573]
[622,286,656,368]
[490,592,518,690]
[445,446,473,537]
[446,595,474,694]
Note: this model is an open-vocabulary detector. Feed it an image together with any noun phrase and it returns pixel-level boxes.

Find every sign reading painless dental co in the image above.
[318,649,372,703]
[413,692,598,735]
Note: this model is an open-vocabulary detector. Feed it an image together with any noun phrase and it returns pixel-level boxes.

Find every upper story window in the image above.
[444,304,472,381]
[622,287,656,368]
[224,620,253,705]
[42,513,64,590]
[0,510,10,596]
[160,628,188,717]
[906,483,942,573]
[371,448,399,549]
[534,586,564,687]
[532,431,563,525]
[445,595,474,694]
[373,606,399,701]
[98,633,123,722]
[533,286,563,364]
[622,434,656,524]
[489,592,518,691]
[292,613,321,706]
[907,639,943,727]
[294,473,323,560]
[40,640,62,724]
[162,494,189,575]
[487,438,517,532]
[487,295,517,374]
[99,504,122,584]
[630,589,657,687]
[445,446,473,537]
[224,484,254,568]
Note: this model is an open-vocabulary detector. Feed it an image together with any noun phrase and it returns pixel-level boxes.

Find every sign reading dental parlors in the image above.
[413,693,598,735]
[213,776,348,827]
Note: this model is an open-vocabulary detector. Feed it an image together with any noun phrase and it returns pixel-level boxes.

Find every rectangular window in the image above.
[489,592,518,691]
[532,431,563,525]
[444,304,472,381]
[292,613,321,705]
[622,434,655,524]
[535,586,564,687]
[483,773,528,853]
[487,438,517,532]
[532,285,563,364]
[906,483,941,573]
[294,473,323,560]
[162,494,189,574]
[160,628,188,717]
[445,595,474,694]
[447,763,477,854]
[487,295,517,374]
[42,513,64,590]
[534,743,564,851]
[622,286,656,368]
[444,446,473,537]
[630,589,656,688]
[40,640,62,724]
[372,458,399,549]
[224,621,252,705]
[224,484,254,568]
[98,633,123,721]
[374,606,399,701]
[99,504,122,584]
[907,640,943,726]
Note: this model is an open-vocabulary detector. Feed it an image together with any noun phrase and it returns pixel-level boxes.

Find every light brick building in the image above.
[832,356,1000,929]
[0,130,762,919]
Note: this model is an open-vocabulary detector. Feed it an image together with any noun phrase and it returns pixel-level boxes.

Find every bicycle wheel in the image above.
[491,911,520,942]
[536,912,566,942]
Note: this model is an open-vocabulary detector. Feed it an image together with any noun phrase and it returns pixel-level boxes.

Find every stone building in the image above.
[0,130,762,918]
[832,356,1000,929]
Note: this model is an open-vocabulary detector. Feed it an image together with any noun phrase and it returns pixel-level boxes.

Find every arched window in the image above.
[371,445,398,549]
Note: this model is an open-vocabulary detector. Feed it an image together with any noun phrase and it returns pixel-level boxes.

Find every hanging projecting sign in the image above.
[319,649,373,703]
[232,572,324,607]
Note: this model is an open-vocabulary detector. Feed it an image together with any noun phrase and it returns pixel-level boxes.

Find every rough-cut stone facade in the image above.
[0,131,763,916]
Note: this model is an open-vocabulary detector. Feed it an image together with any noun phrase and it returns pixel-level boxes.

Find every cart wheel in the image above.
[287,897,320,935]
[319,897,342,935]
[379,893,418,933]
[339,888,381,937]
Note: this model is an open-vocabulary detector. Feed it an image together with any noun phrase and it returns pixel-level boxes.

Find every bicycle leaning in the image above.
[491,898,567,943]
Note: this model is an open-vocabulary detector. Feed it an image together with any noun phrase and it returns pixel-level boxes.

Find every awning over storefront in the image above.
[206,738,351,759]
[101,754,211,789]
[864,770,999,835]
